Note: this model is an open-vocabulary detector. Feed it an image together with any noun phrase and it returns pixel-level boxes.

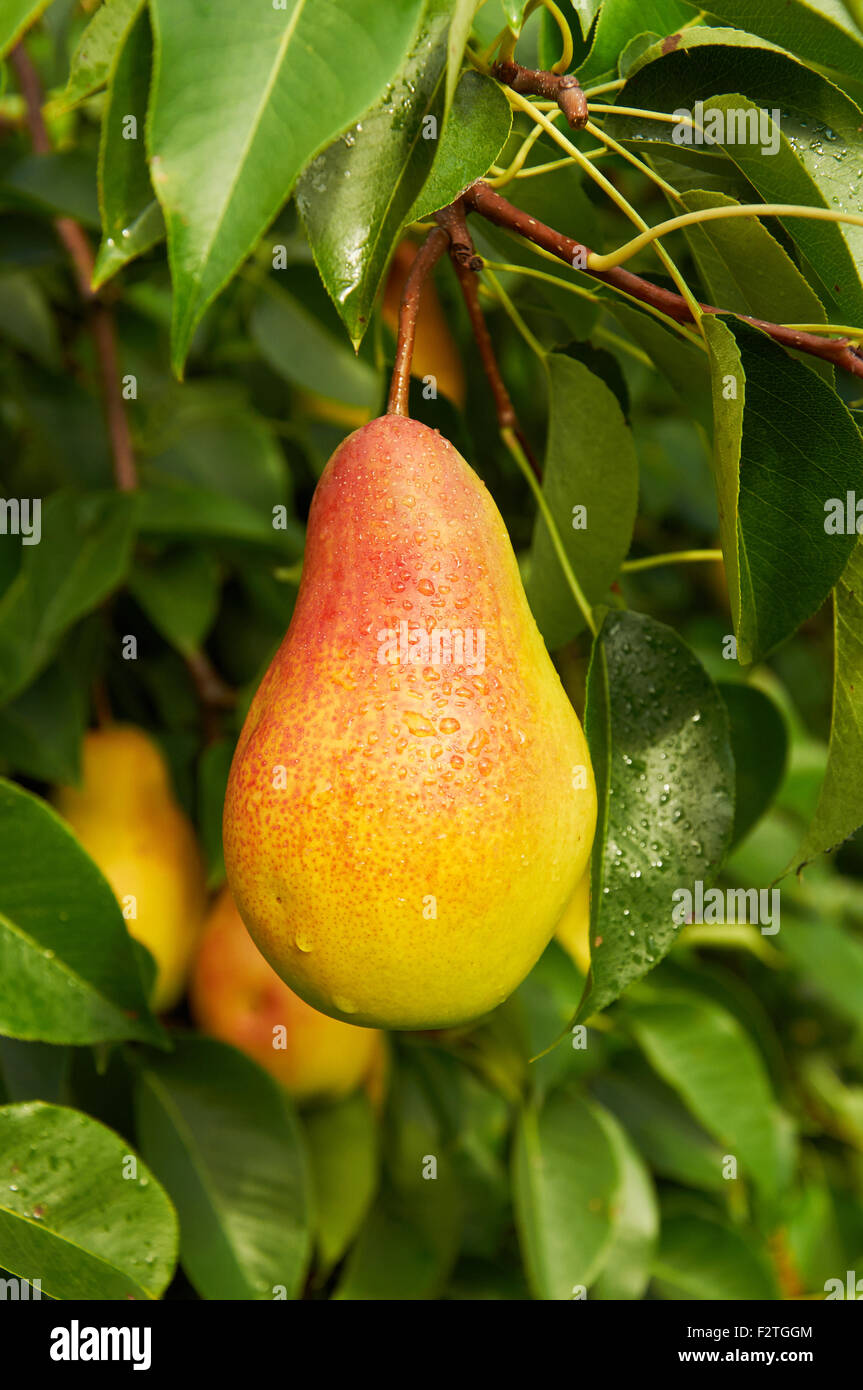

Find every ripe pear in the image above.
[383,240,465,408]
[223,414,597,1030]
[555,870,591,975]
[190,887,385,1103]
[54,726,207,1013]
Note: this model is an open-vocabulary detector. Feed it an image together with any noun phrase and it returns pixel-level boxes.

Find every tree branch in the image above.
[493,60,588,129]
[11,44,138,490]
[184,649,237,745]
[464,180,863,382]
[386,225,451,415]
[435,201,542,478]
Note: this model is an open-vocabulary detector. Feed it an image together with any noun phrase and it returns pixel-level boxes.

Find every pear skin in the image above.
[223,415,596,1029]
[55,726,207,1013]
[190,887,384,1103]
[555,870,591,975]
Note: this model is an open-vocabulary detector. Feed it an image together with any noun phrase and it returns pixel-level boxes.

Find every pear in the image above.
[55,726,207,1013]
[555,870,591,975]
[223,415,596,1029]
[190,886,385,1103]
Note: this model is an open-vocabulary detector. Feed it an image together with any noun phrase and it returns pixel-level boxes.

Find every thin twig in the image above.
[386,226,450,416]
[435,201,542,479]
[184,649,237,745]
[184,651,236,711]
[14,41,237,737]
[463,180,863,381]
[11,44,138,489]
[493,60,588,128]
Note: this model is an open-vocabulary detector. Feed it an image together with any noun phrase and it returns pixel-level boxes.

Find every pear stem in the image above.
[386,225,450,416]
[462,180,863,382]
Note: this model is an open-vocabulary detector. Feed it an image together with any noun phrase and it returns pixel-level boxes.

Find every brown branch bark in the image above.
[14,42,237,735]
[184,650,236,711]
[184,649,236,746]
[435,201,541,478]
[11,44,138,489]
[386,225,451,415]
[464,180,863,382]
[493,60,588,129]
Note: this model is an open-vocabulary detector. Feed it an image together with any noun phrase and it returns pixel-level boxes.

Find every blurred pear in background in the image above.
[54,726,208,1012]
[191,886,386,1104]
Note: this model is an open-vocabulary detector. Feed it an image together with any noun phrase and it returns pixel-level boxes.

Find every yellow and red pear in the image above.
[223,414,596,1030]
[190,887,384,1103]
[555,869,592,975]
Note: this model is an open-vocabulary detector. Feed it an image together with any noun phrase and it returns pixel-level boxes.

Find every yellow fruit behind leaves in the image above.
[555,870,591,976]
[54,725,207,1013]
[191,886,385,1104]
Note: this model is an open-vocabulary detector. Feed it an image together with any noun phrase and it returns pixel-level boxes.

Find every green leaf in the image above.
[250,283,381,410]
[49,0,145,113]
[0,1038,70,1103]
[780,914,863,1030]
[0,780,163,1046]
[0,1102,177,1299]
[570,0,602,40]
[525,354,638,648]
[607,302,713,431]
[516,939,599,1098]
[134,1035,312,1300]
[577,0,695,82]
[297,0,457,346]
[720,682,789,848]
[607,31,863,321]
[409,71,511,223]
[147,0,425,374]
[704,316,863,664]
[0,151,100,228]
[593,1068,729,1192]
[625,989,792,1198]
[784,1179,847,1293]
[0,0,54,60]
[513,1089,619,1300]
[653,1213,779,1299]
[129,549,221,657]
[134,483,302,555]
[679,189,831,381]
[0,271,60,367]
[333,1179,459,1299]
[335,1058,460,1299]
[0,492,135,705]
[142,393,290,512]
[93,4,164,289]
[304,1092,379,1274]
[446,0,478,113]
[578,609,735,1019]
[0,644,90,784]
[703,1,863,84]
[790,538,863,870]
[590,1102,658,1300]
[501,1,529,30]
